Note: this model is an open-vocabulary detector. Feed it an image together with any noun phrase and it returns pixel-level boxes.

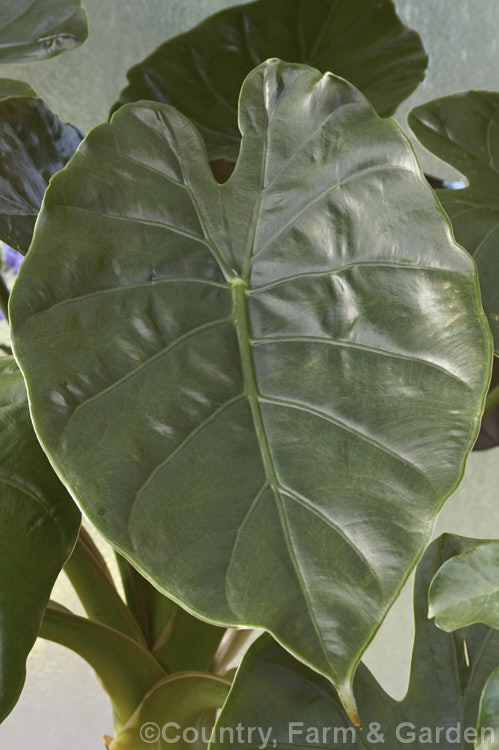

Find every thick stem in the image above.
[40,602,165,732]
[152,608,225,673]
[65,532,147,646]
[213,628,256,675]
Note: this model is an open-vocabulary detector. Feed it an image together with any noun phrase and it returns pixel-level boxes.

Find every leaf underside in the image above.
[10,60,491,713]
[113,0,428,159]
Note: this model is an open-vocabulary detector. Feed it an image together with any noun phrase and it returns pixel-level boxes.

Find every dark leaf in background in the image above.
[0,79,83,254]
[0,0,88,64]
[0,356,80,722]
[113,0,428,159]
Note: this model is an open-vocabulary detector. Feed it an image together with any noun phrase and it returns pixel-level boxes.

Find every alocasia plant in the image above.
[9,57,492,721]
[0,0,498,747]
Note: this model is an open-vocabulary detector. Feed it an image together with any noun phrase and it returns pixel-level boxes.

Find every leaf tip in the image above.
[338,682,360,727]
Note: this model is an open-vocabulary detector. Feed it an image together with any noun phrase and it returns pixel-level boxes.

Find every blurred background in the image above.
[1,1,499,746]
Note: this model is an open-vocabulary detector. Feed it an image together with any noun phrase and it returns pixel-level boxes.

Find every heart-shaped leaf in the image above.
[10,60,491,720]
[429,539,499,631]
[108,673,230,750]
[0,80,83,254]
[0,356,80,722]
[409,92,499,353]
[0,0,87,64]
[113,0,428,159]
[211,535,499,744]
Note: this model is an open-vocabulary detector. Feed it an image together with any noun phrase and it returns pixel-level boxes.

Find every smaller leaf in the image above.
[429,539,499,631]
[0,356,80,722]
[109,673,230,750]
[0,0,88,64]
[477,667,499,750]
[0,80,83,254]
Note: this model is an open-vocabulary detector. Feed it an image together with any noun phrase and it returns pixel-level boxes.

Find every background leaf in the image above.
[0,356,80,722]
[211,535,499,745]
[10,60,491,719]
[113,0,428,159]
[410,92,499,353]
[428,539,499,631]
[0,0,88,64]
[0,80,83,254]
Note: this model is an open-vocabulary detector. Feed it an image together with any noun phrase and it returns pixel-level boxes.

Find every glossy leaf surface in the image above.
[0,0,87,64]
[0,357,80,722]
[429,539,499,631]
[10,60,491,715]
[114,0,428,159]
[477,668,499,750]
[212,535,499,744]
[410,92,499,352]
[109,673,230,750]
[0,80,83,254]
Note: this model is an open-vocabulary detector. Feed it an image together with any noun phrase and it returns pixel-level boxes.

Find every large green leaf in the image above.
[10,60,491,720]
[0,356,80,722]
[0,79,83,254]
[0,0,87,64]
[428,539,499,631]
[409,92,499,352]
[108,673,230,750]
[113,0,428,159]
[211,535,499,746]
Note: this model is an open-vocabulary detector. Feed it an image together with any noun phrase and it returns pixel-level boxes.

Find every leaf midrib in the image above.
[231,277,336,676]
